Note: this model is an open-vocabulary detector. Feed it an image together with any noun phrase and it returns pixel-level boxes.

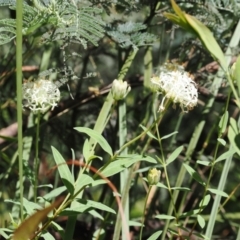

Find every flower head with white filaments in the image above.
[22,79,60,114]
[150,63,198,112]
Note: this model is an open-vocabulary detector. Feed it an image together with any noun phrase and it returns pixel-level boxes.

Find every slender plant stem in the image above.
[139,185,153,240]
[113,99,129,240]
[16,0,24,221]
[34,112,41,202]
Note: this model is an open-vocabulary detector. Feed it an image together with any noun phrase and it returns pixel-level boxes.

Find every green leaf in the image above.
[0,228,11,238]
[180,209,201,218]
[41,186,67,201]
[41,232,55,240]
[217,138,226,146]
[147,230,162,240]
[164,0,227,71]
[76,199,116,214]
[199,194,210,208]
[37,184,53,189]
[83,139,91,161]
[183,163,205,186]
[139,124,157,140]
[233,55,240,96]
[171,187,191,192]
[161,131,178,140]
[184,14,227,71]
[164,0,193,33]
[166,146,183,166]
[156,182,168,189]
[100,154,157,177]
[51,146,75,195]
[23,198,42,215]
[155,214,175,220]
[128,221,142,227]
[196,160,210,166]
[219,111,229,134]
[215,149,235,163]
[207,188,228,197]
[88,210,104,220]
[0,33,15,45]
[74,127,113,156]
[228,118,240,156]
[74,174,93,195]
[197,215,205,229]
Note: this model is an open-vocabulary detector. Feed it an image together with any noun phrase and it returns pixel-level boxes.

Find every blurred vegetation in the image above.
[1,0,240,239]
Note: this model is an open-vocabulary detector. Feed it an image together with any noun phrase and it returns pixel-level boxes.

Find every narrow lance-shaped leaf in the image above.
[51,146,75,195]
[147,230,163,240]
[183,163,205,186]
[207,188,228,197]
[228,118,240,157]
[219,111,229,134]
[163,0,194,33]
[215,149,235,163]
[197,214,205,229]
[74,127,113,157]
[233,55,240,96]
[185,14,227,71]
[166,146,183,166]
[164,0,228,72]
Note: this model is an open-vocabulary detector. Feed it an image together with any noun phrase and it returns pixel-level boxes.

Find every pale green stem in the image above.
[119,100,129,239]
[16,0,24,221]
[87,50,138,157]
[34,112,41,202]
[139,185,153,240]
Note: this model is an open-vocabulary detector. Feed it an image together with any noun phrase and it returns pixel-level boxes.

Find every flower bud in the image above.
[147,168,161,185]
[111,79,131,100]
[22,79,60,113]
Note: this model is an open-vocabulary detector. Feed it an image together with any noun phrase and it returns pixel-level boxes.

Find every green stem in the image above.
[34,112,41,202]
[139,185,153,240]
[87,50,138,158]
[16,0,24,221]
[113,99,129,240]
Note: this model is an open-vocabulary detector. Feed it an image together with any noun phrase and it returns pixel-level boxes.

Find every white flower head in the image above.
[22,79,60,114]
[111,79,131,100]
[150,63,198,112]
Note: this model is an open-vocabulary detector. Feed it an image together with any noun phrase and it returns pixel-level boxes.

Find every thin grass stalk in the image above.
[139,185,153,240]
[16,0,24,221]
[113,159,133,240]
[119,100,129,239]
[34,112,41,202]
[161,20,240,240]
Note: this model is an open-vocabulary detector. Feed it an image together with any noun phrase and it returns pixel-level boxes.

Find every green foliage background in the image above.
[1,0,240,239]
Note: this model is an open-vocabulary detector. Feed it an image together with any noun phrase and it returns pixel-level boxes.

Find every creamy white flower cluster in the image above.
[150,63,198,112]
[22,79,60,113]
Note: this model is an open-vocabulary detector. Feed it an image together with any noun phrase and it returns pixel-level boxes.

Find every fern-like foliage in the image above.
[0,0,105,47]
[107,22,157,50]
